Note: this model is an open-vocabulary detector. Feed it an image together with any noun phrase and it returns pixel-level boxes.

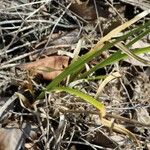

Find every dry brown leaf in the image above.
[18,56,69,80]
[93,131,118,149]
[69,2,96,21]
[0,128,23,150]
[69,1,110,22]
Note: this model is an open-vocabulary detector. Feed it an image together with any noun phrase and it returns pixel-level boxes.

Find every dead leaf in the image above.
[0,123,34,150]
[69,2,97,21]
[69,1,110,22]
[0,128,23,150]
[18,56,69,80]
[92,131,118,149]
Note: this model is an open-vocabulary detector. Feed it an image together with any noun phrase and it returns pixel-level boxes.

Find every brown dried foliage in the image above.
[18,56,69,80]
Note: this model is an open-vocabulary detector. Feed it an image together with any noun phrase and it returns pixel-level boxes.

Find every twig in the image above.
[0,94,17,118]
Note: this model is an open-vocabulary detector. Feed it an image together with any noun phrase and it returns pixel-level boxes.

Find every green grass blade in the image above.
[80,46,150,78]
[115,42,150,66]
[50,86,106,117]
[127,27,150,47]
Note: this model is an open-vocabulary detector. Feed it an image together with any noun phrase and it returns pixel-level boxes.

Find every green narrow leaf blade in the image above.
[50,86,106,117]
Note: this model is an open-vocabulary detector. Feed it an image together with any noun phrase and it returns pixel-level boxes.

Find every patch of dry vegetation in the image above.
[0,0,150,150]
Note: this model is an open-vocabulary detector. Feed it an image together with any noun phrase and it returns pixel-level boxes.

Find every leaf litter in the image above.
[0,0,150,150]
[18,56,69,80]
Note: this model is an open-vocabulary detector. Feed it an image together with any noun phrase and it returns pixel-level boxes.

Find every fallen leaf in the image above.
[0,128,23,150]
[0,123,35,150]
[69,1,96,21]
[18,56,69,80]
[92,131,118,149]
[69,1,110,22]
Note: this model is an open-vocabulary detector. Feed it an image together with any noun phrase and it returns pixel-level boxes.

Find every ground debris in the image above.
[0,0,150,149]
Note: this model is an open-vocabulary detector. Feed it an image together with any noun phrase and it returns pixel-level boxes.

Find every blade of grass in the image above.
[70,20,150,80]
[50,86,106,117]
[64,21,150,82]
[80,46,150,78]
[79,24,150,78]
[115,42,150,66]
[127,26,150,47]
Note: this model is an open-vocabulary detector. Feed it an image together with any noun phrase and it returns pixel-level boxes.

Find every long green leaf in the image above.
[128,27,150,47]
[50,86,106,117]
[80,46,150,78]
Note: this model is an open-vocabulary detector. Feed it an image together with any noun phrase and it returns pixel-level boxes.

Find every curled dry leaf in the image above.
[18,56,69,80]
